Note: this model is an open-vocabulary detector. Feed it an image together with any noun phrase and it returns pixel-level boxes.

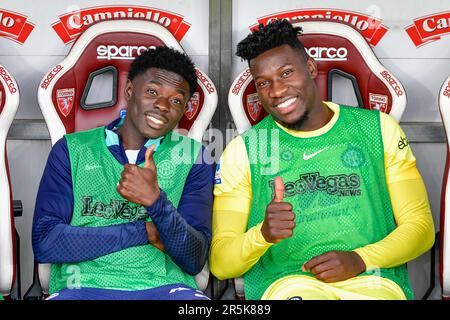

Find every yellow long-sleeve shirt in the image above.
[211,102,435,281]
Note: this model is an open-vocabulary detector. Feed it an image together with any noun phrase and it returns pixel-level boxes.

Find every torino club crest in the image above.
[369,93,388,112]
[185,92,199,120]
[246,93,263,121]
[56,88,75,117]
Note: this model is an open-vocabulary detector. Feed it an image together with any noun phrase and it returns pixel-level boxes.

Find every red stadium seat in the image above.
[227,19,407,300]
[34,19,217,297]
[439,75,450,300]
[229,19,407,135]
[0,64,19,299]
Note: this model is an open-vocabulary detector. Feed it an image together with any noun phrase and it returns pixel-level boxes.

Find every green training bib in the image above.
[242,105,413,300]
[49,127,201,293]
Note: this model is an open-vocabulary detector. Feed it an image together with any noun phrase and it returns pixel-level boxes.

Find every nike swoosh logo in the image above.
[169,287,191,294]
[303,148,328,160]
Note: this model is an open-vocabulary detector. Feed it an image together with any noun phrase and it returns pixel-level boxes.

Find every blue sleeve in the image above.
[145,146,214,275]
[32,138,148,264]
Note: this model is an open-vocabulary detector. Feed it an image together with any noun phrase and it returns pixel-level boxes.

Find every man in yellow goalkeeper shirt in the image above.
[210,20,435,300]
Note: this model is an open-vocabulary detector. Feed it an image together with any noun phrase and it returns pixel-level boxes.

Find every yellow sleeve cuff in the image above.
[253,222,275,247]
[353,248,377,271]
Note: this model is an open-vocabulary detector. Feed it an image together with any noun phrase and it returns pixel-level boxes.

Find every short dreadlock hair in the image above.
[236,19,308,63]
[128,46,197,97]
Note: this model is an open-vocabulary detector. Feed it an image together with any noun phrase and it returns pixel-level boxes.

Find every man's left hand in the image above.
[302,251,366,283]
[117,145,160,207]
[146,222,165,252]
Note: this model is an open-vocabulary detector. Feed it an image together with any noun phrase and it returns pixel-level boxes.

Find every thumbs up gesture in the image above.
[117,144,160,207]
[261,176,296,244]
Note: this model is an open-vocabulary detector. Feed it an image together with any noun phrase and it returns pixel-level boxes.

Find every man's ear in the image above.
[306,57,318,80]
[125,79,133,101]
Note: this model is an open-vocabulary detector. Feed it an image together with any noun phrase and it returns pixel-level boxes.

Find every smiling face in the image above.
[250,44,325,131]
[121,67,190,148]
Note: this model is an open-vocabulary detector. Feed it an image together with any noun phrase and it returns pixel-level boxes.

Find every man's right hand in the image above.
[261,176,296,243]
[146,222,165,252]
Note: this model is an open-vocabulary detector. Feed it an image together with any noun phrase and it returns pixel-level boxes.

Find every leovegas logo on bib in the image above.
[52,5,191,44]
[251,9,389,46]
[0,8,35,44]
[406,11,450,47]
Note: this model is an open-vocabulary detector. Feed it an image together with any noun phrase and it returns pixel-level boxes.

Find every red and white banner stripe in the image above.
[0,8,35,44]
[251,9,389,46]
[51,5,191,45]
[405,11,450,47]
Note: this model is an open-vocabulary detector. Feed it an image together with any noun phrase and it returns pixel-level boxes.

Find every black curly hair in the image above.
[128,46,197,97]
[236,19,308,63]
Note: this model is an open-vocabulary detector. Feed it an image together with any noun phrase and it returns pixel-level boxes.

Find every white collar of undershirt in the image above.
[125,149,140,164]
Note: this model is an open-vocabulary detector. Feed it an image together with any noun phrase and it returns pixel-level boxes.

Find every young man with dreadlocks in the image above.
[33,46,214,300]
[210,20,434,300]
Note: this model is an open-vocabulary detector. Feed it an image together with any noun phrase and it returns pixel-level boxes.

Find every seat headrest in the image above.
[439,75,450,298]
[0,64,19,295]
[229,19,407,133]
[38,19,217,144]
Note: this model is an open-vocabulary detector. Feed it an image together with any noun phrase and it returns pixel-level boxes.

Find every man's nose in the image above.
[269,80,287,98]
[154,97,169,112]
